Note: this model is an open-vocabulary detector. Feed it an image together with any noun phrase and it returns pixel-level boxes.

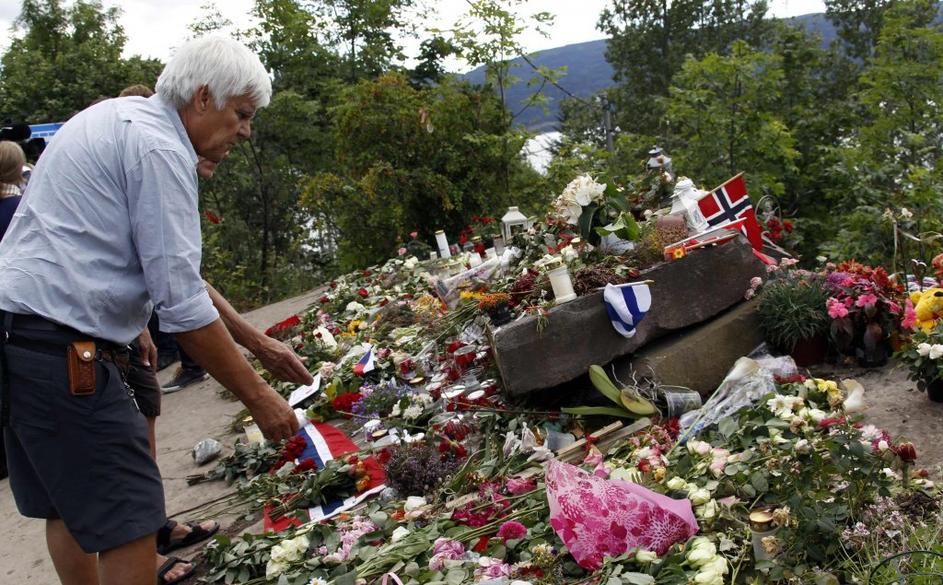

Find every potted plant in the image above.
[822,261,905,367]
[757,271,831,366]
[479,293,513,326]
[894,324,943,402]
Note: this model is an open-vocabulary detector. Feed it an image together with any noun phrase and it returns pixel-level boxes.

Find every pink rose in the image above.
[505,477,536,495]
[497,520,527,541]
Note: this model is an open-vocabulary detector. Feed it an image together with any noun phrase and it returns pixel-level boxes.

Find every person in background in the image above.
[0,36,303,585]
[0,141,26,239]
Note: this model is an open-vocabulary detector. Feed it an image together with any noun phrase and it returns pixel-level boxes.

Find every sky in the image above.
[0,0,827,71]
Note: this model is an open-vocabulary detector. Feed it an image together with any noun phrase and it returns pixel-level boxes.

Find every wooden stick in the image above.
[707,171,745,195]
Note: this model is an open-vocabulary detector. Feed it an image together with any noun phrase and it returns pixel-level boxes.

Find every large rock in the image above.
[610,300,764,396]
[491,238,765,395]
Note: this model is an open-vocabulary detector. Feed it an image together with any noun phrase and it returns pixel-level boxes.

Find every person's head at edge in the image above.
[0,141,27,188]
[156,36,270,166]
[119,84,155,98]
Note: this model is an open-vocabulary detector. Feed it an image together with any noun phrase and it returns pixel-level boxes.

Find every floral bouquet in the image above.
[895,324,943,401]
[551,174,639,246]
[823,261,905,366]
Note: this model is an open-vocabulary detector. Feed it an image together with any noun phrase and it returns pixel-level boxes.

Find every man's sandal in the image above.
[157,556,195,585]
[157,519,221,555]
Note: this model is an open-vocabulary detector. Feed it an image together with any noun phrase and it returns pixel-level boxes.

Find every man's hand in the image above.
[137,328,158,372]
[247,388,300,440]
[255,336,313,385]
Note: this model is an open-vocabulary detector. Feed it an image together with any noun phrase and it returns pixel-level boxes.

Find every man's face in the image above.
[184,86,256,164]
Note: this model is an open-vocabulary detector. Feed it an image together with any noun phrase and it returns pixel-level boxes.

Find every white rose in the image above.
[269,543,290,564]
[265,559,288,580]
[794,439,812,454]
[404,257,419,270]
[702,556,728,575]
[404,496,427,511]
[693,570,724,585]
[917,343,932,357]
[901,207,913,219]
[877,440,889,452]
[345,301,366,313]
[636,549,658,563]
[806,408,827,423]
[697,499,718,520]
[666,476,688,491]
[930,344,943,360]
[391,526,410,543]
[686,538,716,564]
[560,245,579,264]
[689,488,712,505]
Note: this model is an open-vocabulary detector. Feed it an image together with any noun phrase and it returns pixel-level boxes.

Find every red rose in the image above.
[320,295,330,304]
[204,210,222,225]
[895,441,917,463]
[357,288,369,298]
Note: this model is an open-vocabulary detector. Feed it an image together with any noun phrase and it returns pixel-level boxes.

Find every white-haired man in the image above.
[0,37,301,585]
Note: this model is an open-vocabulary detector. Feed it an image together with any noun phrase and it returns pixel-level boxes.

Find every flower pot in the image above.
[927,380,943,403]
[789,335,828,367]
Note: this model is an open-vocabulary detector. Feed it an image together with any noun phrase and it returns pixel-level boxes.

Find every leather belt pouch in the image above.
[67,341,97,396]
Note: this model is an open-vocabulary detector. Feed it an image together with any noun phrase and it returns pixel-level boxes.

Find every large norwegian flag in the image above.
[696,174,763,250]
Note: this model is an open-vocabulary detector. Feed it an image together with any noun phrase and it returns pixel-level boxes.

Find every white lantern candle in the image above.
[468,252,482,267]
[547,258,577,304]
[435,230,452,259]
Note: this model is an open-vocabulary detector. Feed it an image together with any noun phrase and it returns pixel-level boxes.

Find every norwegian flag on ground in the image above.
[353,345,375,376]
[263,422,386,532]
[697,173,763,250]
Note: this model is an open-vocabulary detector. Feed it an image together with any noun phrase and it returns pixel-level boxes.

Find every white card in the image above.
[288,373,322,407]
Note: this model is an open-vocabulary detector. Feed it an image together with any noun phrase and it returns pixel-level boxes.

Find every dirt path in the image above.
[0,287,321,584]
[810,360,943,479]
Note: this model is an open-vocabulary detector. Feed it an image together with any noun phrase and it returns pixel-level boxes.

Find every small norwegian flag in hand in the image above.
[697,174,763,250]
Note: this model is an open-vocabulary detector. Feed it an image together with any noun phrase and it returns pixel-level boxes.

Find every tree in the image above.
[302,74,541,270]
[308,0,419,82]
[598,0,771,137]
[0,0,162,122]
[822,0,939,61]
[663,41,798,197]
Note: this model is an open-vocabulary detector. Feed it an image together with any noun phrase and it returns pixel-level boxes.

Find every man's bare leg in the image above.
[144,415,193,582]
[46,519,97,585]
[99,531,157,585]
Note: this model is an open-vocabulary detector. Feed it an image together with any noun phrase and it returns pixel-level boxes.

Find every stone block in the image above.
[611,300,764,396]
[491,238,765,395]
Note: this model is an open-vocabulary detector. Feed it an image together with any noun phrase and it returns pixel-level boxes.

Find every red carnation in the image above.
[331,392,362,416]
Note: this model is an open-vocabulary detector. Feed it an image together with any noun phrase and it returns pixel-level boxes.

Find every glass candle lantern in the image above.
[501,206,530,242]
[546,257,577,304]
[435,230,452,259]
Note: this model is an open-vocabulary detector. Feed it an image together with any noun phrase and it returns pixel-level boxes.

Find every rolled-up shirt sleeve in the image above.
[126,148,219,333]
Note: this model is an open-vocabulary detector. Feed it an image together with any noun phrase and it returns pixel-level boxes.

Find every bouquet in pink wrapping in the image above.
[545,459,699,570]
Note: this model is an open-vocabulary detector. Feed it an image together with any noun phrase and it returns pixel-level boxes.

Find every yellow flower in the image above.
[815,378,839,393]
[347,319,363,333]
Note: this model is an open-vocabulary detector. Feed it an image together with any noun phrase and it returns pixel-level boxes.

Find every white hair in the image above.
[156,36,272,110]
